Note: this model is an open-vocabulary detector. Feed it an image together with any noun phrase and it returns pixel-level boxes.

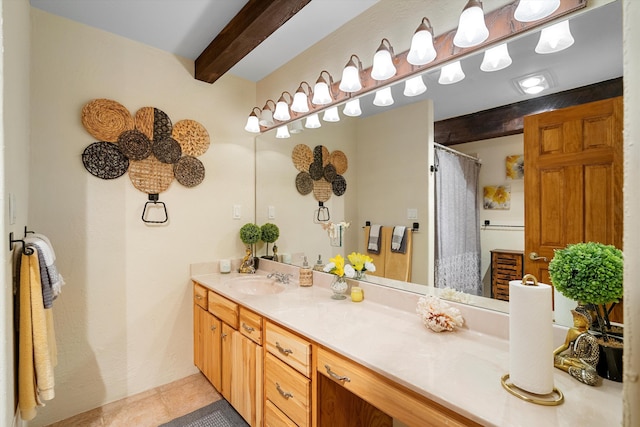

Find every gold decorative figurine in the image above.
[553,308,600,386]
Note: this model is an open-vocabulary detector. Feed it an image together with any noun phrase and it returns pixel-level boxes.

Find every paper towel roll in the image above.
[509,278,554,394]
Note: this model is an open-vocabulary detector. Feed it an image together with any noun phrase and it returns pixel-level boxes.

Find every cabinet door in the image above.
[221,322,234,402]
[230,331,263,427]
[202,311,222,391]
[194,305,204,371]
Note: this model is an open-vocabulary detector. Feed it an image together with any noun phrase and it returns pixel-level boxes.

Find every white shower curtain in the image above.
[434,145,482,295]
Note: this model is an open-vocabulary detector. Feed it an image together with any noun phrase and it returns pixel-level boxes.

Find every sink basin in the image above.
[225,276,285,295]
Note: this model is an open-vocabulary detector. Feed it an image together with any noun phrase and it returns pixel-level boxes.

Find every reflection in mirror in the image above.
[255,1,622,323]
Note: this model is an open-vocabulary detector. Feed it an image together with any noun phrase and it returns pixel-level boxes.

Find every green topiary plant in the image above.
[549,242,623,340]
[240,223,261,245]
[260,223,279,258]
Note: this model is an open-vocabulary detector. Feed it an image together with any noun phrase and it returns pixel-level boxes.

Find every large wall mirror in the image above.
[255,1,623,321]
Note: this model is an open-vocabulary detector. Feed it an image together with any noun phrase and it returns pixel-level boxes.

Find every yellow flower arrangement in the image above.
[323,252,376,279]
[347,252,376,273]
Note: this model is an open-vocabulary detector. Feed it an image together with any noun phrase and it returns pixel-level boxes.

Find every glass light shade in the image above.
[244,115,260,133]
[453,1,489,48]
[289,120,304,134]
[438,61,465,85]
[407,28,437,66]
[323,106,340,122]
[404,76,427,97]
[312,81,332,105]
[291,91,309,113]
[373,87,394,107]
[535,20,574,54]
[273,99,291,121]
[305,114,321,128]
[480,43,512,72]
[258,108,274,127]
[371,43,396,81]
[275,125,290,138]
[343,99,362,117]
[514,0,560,22]
[339,62,362,92]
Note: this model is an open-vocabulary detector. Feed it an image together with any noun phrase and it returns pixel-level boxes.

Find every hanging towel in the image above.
[391,226,407,253]
[19,251,57,421]
[25,234,64,299]
[367,224,382,254]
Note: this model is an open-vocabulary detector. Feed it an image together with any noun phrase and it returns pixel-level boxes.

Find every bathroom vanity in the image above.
[191,263,622,427]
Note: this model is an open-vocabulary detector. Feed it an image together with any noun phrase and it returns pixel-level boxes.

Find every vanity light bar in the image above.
[250,0,586,134]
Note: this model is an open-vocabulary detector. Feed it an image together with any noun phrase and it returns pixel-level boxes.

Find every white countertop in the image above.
[191,268,622,427]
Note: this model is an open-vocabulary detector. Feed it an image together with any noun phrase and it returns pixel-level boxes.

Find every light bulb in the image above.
[480,43,512,72]
[438,61,465,85]
[343,99,362,117]
[373,87,394,107]
[404,76,427,97]
[453,0,489,48]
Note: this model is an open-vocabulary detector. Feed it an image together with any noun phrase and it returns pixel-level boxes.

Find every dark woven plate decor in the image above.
[323,163,337,182]
[152,137,182,164]
[309,161,324,181]
[313,145,330,166]
[82,141,130,180]
[153,108,173,141]
[174,156,205,187]
[295,171,313,195]
[117,129,152,160]
[332,175,347,196]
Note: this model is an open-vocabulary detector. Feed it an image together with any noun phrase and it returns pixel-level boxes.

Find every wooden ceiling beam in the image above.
[195,0,311,84]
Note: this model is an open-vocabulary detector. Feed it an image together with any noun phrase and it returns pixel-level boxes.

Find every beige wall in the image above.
[2,0,32,425]
[25,9,255,426]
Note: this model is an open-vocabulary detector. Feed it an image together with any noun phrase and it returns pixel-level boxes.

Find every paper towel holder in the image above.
[501,374,564,406]
[502,273,564,406]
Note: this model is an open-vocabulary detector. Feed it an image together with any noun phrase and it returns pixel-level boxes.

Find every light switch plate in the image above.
[233,204,241,219]
[407,208,418,220]
[268,205,276,219]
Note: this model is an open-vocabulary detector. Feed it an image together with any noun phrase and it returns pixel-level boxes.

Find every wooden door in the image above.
[524,97,623,318]
[202,311,222,391]
[194,305,204,371]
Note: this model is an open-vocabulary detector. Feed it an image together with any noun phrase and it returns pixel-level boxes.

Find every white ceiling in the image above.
[29,0,622,120]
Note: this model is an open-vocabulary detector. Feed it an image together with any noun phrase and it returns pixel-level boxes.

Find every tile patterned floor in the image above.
[45,373,221,427]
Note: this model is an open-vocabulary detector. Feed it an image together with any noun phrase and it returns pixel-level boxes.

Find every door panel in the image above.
[524,97,623,321]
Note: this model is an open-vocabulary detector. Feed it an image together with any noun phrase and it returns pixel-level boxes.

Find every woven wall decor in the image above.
[172,119,210,157]
[81,99,211,198]
[174,156,205,188]
[81,99,134,142]
[118,129,152,160]
[82,142,130,179]
[128,155,174,194]
[152,137,182,164]
[290,144,348,203]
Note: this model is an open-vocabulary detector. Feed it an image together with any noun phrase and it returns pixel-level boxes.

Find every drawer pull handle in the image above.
[325,364,351,382]
[210,325,217,331]
[221,333,228,339]
[195,295,203,300]
[242,323,255,333]
[275,342,293,355]
[275,382,293,399]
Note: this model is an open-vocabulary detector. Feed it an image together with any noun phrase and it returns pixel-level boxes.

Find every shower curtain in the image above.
[434,145,482,295]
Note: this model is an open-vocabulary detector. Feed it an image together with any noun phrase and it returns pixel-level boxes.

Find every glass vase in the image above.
[330,276,348,300]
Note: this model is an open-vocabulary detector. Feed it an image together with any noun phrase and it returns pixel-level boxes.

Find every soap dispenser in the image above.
[299,256,313,287]
[313,254,325,272]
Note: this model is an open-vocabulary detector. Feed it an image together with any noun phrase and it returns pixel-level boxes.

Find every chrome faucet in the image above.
[267,271,293,284]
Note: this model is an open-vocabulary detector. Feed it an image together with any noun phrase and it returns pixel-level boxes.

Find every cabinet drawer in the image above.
[239,307,262,345]
[208,291,238,329]
[265,399,297,427]
[265,321,311,377]
[317,348,478,427]
[265,353,310,427]
[193,282,208,309]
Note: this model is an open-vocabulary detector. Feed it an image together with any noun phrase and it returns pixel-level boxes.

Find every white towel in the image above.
[25,235,64,298]
[367,224,382,253]
[391,226,406,252]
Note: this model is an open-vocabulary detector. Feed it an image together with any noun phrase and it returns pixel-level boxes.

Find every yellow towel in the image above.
[18,251,56,421]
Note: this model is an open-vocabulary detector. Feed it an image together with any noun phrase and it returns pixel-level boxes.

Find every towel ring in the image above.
[142,194,168,224]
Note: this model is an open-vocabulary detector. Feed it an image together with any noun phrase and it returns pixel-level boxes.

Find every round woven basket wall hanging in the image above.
[128,155,174,194]
[174,156,205,188]
[81,99,134,143]
[295,172,313,195]
[330,150,348,175]
[313,178,332,202]
[118,129,152,161]
[82,141,130,179]
[292,144,313,172]
[172,119,210,157]
[152,137,182,164]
